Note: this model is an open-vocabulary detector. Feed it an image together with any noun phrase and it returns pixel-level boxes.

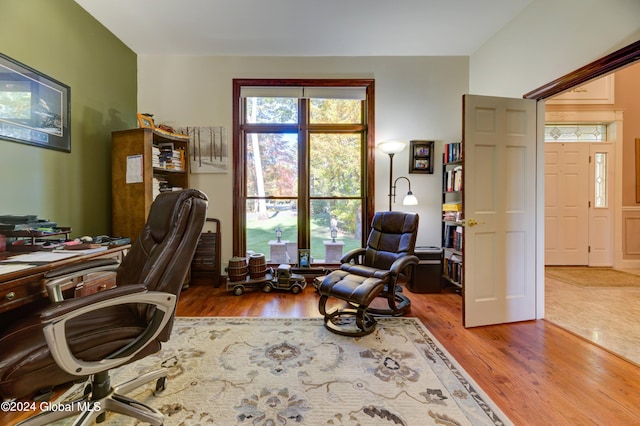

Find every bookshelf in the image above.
[112,128,190,242]
[442,142,463,292]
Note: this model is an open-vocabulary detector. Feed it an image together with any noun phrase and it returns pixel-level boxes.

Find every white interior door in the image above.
[544,143,589,265]
[463,94,537,328]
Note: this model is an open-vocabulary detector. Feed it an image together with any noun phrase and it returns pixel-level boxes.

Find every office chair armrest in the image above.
[44,258,120,302]
[40,284,147,321]
[389,255,420,275]
[340,247,366,264]
[39,286,176,376]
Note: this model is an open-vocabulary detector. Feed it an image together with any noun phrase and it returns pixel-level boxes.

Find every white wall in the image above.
[469,0,640,319]
[470,0,640,98]
[138,56,469,263]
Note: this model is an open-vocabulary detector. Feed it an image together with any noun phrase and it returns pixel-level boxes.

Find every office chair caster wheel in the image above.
[155,376,167,393]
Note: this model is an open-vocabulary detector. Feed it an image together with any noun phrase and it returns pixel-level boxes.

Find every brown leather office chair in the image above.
[0,189,207,425]
[318,211,419,336]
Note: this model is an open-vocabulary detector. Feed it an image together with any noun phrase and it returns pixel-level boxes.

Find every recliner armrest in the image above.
[389,254,420,275]
[340,247,366,264]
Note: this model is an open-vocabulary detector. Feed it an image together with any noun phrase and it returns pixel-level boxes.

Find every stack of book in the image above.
[443,254,463,284]
[442,202,461,212]
[444,142,462,163]
[444,165,462,192]
[443,210,462,222]
[168,148,185,171]
[152,146,162,168]
[156,143,185,171]
[152,177,163,199]
[443,225,463,252]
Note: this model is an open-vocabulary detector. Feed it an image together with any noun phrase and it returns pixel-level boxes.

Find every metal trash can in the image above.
[407,246,442,293]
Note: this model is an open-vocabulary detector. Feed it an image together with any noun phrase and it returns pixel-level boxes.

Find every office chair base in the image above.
[16,368,169,426]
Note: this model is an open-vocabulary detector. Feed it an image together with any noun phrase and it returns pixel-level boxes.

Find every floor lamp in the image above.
[377,140,419,211]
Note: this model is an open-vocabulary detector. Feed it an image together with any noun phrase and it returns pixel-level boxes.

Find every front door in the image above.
[462,95,538,328]
[544,143,589,265]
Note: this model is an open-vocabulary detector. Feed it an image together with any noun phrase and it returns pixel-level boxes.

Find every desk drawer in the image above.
[73,272,116,298]
[0,278,45,313]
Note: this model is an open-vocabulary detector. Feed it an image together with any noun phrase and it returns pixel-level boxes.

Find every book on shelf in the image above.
[152,177,170,199]
[444,165,462,192]
[444,142,462,163]
[443,224,463,251]
[444,254,463,284]
[152,146,162,168]
[155,144,185,171]
[443,211,462,222]
[442,202,462,212]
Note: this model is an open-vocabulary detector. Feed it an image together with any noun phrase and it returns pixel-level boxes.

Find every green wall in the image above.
[0,0,137,237]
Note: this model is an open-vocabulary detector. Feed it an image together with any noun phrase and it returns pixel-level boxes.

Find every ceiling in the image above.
[74,0,533,56]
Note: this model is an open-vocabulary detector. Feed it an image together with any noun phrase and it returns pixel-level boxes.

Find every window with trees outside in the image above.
[232,79,375,265]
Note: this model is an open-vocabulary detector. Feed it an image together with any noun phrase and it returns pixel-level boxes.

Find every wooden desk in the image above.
[0,245,130,315]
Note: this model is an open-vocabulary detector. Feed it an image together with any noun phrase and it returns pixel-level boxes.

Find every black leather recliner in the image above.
[0,189,207,425]
[318,211,419,336]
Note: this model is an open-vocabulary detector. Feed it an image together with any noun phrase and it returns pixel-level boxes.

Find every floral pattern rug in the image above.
[57,317,512,425]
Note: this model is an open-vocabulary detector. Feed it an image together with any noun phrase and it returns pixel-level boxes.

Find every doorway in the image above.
[544,123,615,267]
[525,40,640,323]
[544,56,638,363]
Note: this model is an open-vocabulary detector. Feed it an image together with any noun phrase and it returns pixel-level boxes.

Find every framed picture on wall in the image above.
[0,53,71,152]
[409,140,434,174]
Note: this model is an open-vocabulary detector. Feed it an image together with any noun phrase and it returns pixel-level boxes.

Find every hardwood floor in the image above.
[3,281,638,425]
[178,282,640,425]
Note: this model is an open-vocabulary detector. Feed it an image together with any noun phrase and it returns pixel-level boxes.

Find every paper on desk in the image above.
[53,246,108,255]
[126,154,143,183]
[0,263,38,274]
[1,251,80,263]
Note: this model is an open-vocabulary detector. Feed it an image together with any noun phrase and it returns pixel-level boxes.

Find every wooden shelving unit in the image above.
[111,128,190,242]
[441,142,463,292]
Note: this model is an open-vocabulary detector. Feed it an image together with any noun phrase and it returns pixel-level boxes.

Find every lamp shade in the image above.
[402,191,418,206]
[377,140,407,155]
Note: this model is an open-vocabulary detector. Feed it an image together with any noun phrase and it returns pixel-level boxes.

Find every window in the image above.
[544,124,607,142]
[594,152,608,208]
[233,79,375,264]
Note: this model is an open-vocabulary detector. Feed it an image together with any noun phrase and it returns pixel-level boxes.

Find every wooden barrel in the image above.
[227,256,247,282]
[248,253,267,278]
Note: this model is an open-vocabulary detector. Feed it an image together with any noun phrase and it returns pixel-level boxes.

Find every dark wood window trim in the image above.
[524,40,640,100]
[232,79,376,257]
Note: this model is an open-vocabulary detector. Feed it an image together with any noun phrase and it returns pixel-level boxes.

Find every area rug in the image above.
[545,266,640,288]
[56,317,511,425]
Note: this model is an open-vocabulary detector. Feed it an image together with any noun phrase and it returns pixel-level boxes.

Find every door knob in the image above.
[461,218,484,227]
